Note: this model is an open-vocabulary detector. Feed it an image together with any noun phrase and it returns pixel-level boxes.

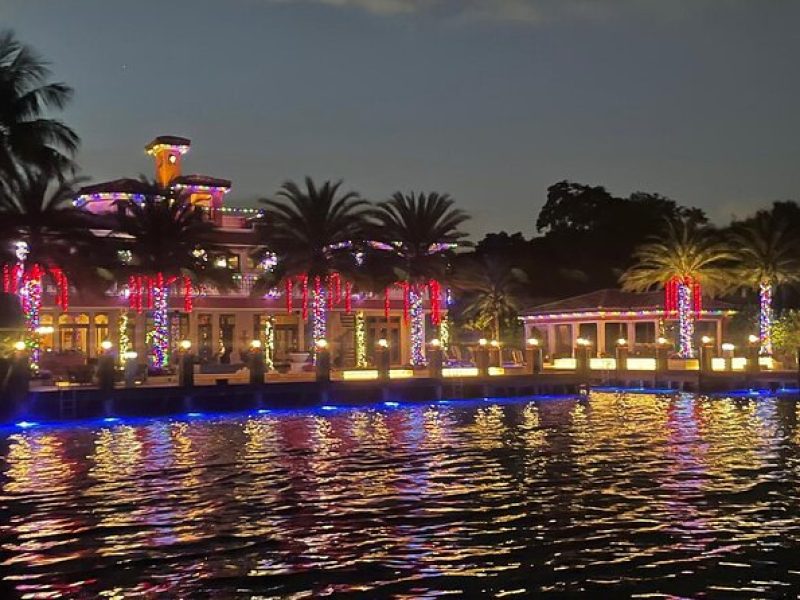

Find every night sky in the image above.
[5,0,800,236]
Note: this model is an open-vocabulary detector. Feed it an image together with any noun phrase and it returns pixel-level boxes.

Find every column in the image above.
[716,319,723,352]
[297,314,305,351]
[626,322,636,349]
[211,312,221,357]
[108,309,120,352]
[134,311,147,359]
[188,311,198,348]
[88,311,96,358]
[546,324,556,358]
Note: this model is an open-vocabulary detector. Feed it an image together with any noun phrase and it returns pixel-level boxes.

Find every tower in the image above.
[145,135,191,187]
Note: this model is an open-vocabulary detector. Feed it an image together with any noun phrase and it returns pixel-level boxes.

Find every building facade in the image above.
[35,136,437,371]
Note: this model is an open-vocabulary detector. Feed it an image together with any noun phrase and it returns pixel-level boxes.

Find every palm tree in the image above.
[729,213,800,355]
[0,170,96,365]
[451,254,529,341]
[253,177,368,350]
[621,218,733,358]
[369,192,470,365]
[110,191,231,369]
[0,30,78,179]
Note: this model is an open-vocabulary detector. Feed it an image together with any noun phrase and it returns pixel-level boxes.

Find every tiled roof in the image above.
[521,288,737,316]
[145,135,191,151]
[172,174,232,189]
[76,178,154,196]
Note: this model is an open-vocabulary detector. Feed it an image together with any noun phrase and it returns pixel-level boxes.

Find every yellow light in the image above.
[748,334,759,344]
[657,337,669,345]
[443,367,479,378]
[590,357,616,370]
[36,326,54,335]
[377,338,389,348]
[179,339,192,351]
[342,369,379,381]
[616,338,627,346]
[526,338,539,347]
[488,366,505,376]
[701,336,713,345]
[429,338,441,348]
[389,369,414,379]
[721,342,735,352]
[576,338,590,346]
[250,339,262,349]
[123,351,138,360]
[13,341,26,352]
[490,340,500,348]
[552,358,577,369]
[478,338,488,346]
[626,357,657,371]
[100,340,113,351]
[315,339,328,350]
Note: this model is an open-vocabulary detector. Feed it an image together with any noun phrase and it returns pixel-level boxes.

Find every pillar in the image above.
[596,320,605,358]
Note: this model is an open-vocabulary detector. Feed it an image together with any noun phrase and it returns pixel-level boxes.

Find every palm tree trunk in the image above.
[677,281,695,359]
[150,280,170,369]
[311,285,327,357]
[409,286,425,366]
[759,280,773,356]
[21,267,43,367]
[493,314,500,342]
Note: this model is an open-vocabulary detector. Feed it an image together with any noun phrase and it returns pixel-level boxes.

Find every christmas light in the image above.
[264,317,275,370]
[677,280,695,358]
[354,311,367,368]
[119,312,131,365]
[439,316,450,350]
[409,286,425,366]
[150,273,170,368]
[759,280,773,356]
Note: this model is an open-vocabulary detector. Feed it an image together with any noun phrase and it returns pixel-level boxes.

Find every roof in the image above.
[521,288,737,317]
[172,174,232,190]
[145,135,191,152]
[76,178,153,197]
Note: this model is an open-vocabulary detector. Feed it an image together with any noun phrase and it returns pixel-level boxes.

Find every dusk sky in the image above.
[5,0,800,236]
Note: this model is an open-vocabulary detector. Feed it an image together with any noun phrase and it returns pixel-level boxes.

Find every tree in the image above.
[729,212,800,355]
[0,171,97,365]
[620,218,734,358]
[369,192,470,365]
[253,177,368,350]
[0,30,78,180]
[451,254,529,341]
[770,310,800,364]
[110,191,231,369]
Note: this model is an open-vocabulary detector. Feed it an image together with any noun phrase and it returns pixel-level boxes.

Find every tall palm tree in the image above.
[0,30,78,180]
[621,218,733,358]
[451,254,529,341]
[110,191,231,369]
[253,177,368,350]
[730,213,800,355]
[369,192,470,365]
[0,170,96,365]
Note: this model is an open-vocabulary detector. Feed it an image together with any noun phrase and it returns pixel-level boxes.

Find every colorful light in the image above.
[759,280,773,356]
[119,312,131,365]
[409,286,425,366]
[150,274,170,368]
[677,280,695,358]
[354,310,367,368]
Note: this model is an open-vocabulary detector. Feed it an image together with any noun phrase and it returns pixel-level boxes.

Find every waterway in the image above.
[2,392,800,598]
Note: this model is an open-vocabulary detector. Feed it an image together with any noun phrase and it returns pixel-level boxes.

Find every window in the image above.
[634,322,655,344]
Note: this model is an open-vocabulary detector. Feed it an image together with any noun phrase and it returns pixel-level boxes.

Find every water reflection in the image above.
[3,393,800,597]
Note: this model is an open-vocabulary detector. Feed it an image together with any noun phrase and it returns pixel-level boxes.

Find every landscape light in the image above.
[617,338,627,346]
[179,339,192,351]
[526,338,539,347]
[377,338,389,348]
[100,340,113,351]
[250,339,262,349]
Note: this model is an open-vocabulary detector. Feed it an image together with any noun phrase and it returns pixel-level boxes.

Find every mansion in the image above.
[37,136,434,369]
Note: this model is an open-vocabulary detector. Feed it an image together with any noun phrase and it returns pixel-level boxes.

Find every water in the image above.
[2,392,800,598]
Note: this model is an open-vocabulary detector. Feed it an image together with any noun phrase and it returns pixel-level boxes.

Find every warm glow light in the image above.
[377,338,389,348]
[526,338,539,347]
[123,351,138,360]
[342,369,379,381]
[478,338,488,346]
[315,338,328,350]
[389,369,414,379]
[590,357,616,370]
[712,357,747,371]
[748,334,759,344]
[721,342,735,352]
[429,338,441,348]
[488,366,505,376]
[616,338,627,346]
[13,341,25,352]
[657,337,668,345]
[576,338,590,346]
[443,367,479,377]
[36,326,54,335]
[490,340,500,348]
[552,358,577,369]
[179,339,192,351]
[100,340,113,351]
[626,357,657,371]
[701,336,713,345]
[250,339,262,349]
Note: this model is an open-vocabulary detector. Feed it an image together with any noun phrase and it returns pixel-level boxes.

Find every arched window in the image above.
[94,313,109,355]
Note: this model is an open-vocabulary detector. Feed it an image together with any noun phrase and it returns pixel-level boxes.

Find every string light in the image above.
[150,273,170,368]
[119,312,131,365]
[439,316,450,350]
[759,280,773,356]
[409,286,426,366]
[677,280,695,358]
[355,311,367,368]
[264,317,275,370]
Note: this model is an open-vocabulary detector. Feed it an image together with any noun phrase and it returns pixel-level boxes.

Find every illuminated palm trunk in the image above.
[759,280,773,356]
[677,282,695,359]
[20,269,43,366]
[409,287,426,366]
[312,286,327,349]
[150,280,170,369]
